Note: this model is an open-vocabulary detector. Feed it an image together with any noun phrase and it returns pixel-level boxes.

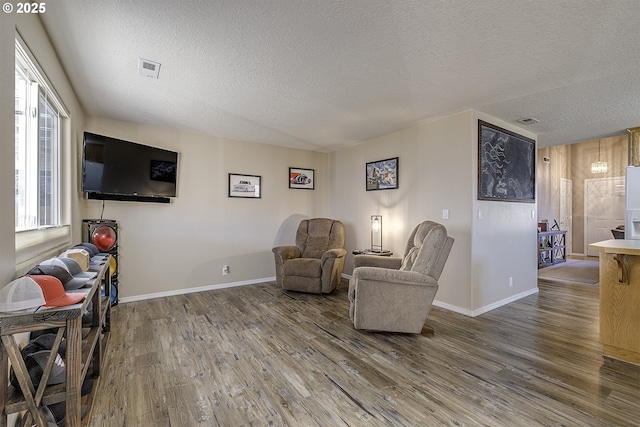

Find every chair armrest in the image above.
[322,248,347,261]
[352,266,438,287]
[272,245,300,261]
[272,245,300,289]
[349,266,439,333]
[353,255,402,270]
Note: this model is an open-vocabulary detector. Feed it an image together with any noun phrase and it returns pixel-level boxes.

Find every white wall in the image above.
[471,111,538,314]
[0,11,15,285]
[331,111,473,311]
[332,110,538,315]
[0,12,86,284]
[83,118,329,299]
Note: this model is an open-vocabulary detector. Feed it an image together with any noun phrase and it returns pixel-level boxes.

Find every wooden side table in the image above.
[352,250,393,256]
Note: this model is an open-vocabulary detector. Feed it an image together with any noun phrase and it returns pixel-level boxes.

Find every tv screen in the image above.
[82,132,178,201]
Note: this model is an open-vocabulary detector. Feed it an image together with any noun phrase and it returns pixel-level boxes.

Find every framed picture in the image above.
[478,120,535,203]
[366,157,398,191]
[289,167,314,190]
[228,173,261,198]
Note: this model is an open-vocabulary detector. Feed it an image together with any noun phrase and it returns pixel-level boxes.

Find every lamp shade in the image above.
[371,215,382,252]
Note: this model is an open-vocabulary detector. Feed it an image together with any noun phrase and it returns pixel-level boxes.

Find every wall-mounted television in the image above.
[82,132,178,203]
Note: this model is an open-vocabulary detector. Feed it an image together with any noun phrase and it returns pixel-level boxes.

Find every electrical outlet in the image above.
[223,265,229,275]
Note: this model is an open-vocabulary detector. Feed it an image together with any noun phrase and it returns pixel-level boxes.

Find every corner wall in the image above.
[332,110,538,315]
[1,15,539,312]
[537,144,571,228]
[82,118,329,299]
[471,112,538,314]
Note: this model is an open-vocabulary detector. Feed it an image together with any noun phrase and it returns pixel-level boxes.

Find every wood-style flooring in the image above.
[87,279,640,426]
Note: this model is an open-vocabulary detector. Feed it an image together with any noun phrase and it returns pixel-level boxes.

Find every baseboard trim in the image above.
[345,274,539,317]
[118,277,277,304]
[431,300,474,317]
[118,276,538,319]
[433,287,539,317]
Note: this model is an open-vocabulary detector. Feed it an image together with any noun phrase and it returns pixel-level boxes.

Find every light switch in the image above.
[477,209,483,220]
[442,209,449,219]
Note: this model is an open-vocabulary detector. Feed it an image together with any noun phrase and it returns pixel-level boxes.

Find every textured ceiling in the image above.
[39,0,640,151]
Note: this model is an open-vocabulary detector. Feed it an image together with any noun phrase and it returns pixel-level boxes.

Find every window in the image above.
[14,38,65,232]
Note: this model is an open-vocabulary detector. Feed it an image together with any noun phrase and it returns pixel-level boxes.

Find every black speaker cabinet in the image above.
[83,219,119,306]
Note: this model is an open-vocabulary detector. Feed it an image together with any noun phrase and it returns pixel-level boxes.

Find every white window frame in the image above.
[14,34,70,265]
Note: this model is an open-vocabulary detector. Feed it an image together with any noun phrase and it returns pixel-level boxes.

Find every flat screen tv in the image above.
[82,132,178,202]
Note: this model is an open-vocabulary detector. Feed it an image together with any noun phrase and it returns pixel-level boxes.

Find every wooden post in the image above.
[628,126,640,166]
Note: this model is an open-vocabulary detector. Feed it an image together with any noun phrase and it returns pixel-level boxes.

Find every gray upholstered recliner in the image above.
[348,220,454,334]
[272,218,346,294]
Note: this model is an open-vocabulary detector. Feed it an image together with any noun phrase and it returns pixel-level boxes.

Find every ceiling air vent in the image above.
[517,117,540,125]
[138,58,161,79]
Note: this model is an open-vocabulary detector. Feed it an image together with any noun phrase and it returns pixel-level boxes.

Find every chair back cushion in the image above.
[296,218,345,258]
[400,221,452,280]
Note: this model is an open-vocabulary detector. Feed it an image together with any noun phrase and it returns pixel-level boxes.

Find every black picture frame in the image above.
[478,120,535,203]
[366,157,398,191]
[228,173,261,198]
[289,167,314,190]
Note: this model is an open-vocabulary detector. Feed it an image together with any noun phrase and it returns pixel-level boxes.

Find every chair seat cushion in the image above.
[283,258,322,278]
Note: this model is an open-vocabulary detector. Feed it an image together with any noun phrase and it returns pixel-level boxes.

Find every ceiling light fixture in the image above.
[517,117,540,125]
[591,139,608,174]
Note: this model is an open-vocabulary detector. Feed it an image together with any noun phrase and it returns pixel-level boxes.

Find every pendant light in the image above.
[591,139,608,174]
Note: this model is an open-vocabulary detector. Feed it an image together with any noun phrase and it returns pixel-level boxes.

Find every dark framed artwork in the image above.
[478,120,535,203]
[149,160,177,183]
[228,173,261,198]
[366,157,398,191]
[289,167,314,190]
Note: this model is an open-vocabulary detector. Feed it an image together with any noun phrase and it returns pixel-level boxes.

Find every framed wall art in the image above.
[289,167,314,190]
[366,157,398,191]
[478,120,535,203]
[228,173,261,198]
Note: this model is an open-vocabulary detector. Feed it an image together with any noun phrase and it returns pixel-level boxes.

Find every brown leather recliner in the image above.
[272,218,346,294]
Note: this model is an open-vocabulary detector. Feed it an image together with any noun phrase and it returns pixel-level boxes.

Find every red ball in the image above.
[92,225,117,251]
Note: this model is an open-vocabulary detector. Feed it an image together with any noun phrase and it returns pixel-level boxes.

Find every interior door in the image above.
[584,177,625,256]
[560,178,572,255]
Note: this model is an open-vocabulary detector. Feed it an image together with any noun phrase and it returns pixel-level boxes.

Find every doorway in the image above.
[584,177,625,256]
[559,178,572,255]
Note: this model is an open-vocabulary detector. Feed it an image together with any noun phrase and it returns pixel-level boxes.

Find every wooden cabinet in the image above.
[0,255,111,427]
[538,230,567,268]
[589,240,640,366]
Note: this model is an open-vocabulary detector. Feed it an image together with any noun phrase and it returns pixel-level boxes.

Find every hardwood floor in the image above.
[87,279,640,426]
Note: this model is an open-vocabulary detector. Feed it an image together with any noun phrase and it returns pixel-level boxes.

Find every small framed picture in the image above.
[228,173,261,198]
[289,167,314,190]
[366,157,398,191]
